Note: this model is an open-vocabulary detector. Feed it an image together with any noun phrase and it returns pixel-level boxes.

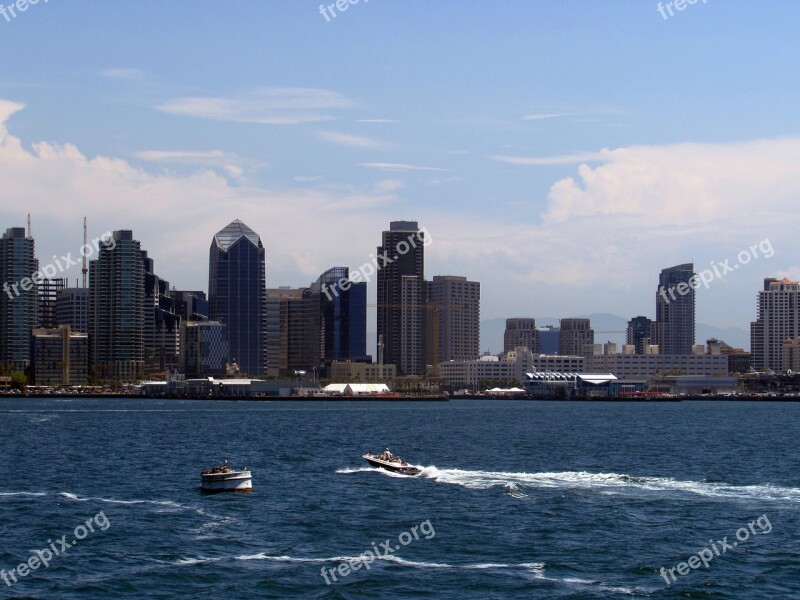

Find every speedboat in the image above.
[200,460,252,493]
[363,449,422,476]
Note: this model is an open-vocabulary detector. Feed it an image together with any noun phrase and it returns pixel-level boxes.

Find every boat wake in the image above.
[336,467,412,479]
[413,467,800,503]
[0,491,47,497]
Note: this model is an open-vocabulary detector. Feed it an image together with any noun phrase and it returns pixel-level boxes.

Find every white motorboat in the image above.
[363,449,422,476]
[200,460,252,493]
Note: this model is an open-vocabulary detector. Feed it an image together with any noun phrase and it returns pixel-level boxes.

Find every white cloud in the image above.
[490,151,609,166]
[156,88,355,125]
[359,162,448,172]
[522,113,571,121]
[315,130,390,149]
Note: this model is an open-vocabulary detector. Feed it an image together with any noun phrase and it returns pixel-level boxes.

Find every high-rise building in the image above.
[626,316,655,354]
[208,220,267,376]
[142,252,180,373]
[180,321,228,377]
[317,267,368,366]
[265,287,320,377]
[31,325,88,386]
[559,318,594,357]
[429,275,480,363]
[377,221,426,374]
[504,318,537,354]
[89,230,145,381]
[751,278,800,371]
[37,277,65,329]
[656,263,696,355]
[56,288,90,334]
[0,227,38,372]
[172,290,209,322]
[536,326,560,355]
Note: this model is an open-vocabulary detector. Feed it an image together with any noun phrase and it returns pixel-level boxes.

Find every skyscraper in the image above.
[317,267,367,366]
[559,318,594,356]
[265,286,320,377]
[751,277,800,371]
[89,230,145,381]
[37,277,65,329]
[656,263,696,355]
[0,227,38,372]
[208,220,267,376]
[429,275,481,362]
[504,318,537,354]
[56,287,90,334]
[377,221,425,374]
[626,316,655,354]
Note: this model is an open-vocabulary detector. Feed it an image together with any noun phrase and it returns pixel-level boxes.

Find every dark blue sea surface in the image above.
[1,398,799,599]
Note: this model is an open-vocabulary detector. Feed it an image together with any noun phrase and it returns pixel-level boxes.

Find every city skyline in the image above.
[0,3,798,340]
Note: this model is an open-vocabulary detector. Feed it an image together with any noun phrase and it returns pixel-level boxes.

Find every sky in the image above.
[1,0,799,351]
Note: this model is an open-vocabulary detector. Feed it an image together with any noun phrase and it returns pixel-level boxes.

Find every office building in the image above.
[37,277,65,329]
[0,227,38,372]
[559,318,594,357]
[89,230,145,382]
[209,220,267,376]
[317,267,368,366]
[180,320,228,377]
[266,287,321,377]
[173,290,209,322]
[31,325,88,386]
[536,326,560,355]
[504,318,536,354]
[142,252,180,373]
[56,288,90,334]
[377,221,426,375]
[626,316,655,355]
[751,278,800,371]
[429,275,480,363]
[656,263,696,355]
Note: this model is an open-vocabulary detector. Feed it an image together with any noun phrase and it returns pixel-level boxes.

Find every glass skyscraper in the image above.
[656,263,696,355]
[0,227,38,372]
[208,220,266,376]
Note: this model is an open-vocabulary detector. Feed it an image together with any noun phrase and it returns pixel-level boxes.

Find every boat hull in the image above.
[363,454,421,476]
[200,471,253,493]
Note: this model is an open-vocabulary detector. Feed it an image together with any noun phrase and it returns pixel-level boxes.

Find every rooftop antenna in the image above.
[82,217,88,288]
[27,214,31,238]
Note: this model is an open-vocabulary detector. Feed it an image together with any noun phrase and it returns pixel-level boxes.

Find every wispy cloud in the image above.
[315,130,390,149]
[135,149,252,178]
[359,162,448,172]
[358,119,398,123]
[522,113,571,121]
[156,87,355,125]
[490,150,609,166]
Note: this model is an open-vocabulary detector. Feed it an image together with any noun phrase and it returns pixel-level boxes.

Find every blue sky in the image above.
[1,1,799,350]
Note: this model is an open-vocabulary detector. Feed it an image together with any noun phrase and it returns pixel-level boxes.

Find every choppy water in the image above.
[1,398,799,598]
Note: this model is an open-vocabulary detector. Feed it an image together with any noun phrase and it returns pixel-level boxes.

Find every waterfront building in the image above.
[377,221,426,375]
[0,226,38,372]
[656,263,696,355]
[56,288,90,334]
[559,318,594,357]
[585,353,728,380]
[329,360,397,382]
[429,275,480,362]
[208,220,267,376]
[89,230,145,381]
[438,348,585,388]
[316,267,368,366]
[266,287,321,377]
[750,278,800,372]
[626,316,655,354]
[31,325,88,386]
[142,252,180,373]
[504,318,536,354]
[180,320,228,377]
[172,290,209,322]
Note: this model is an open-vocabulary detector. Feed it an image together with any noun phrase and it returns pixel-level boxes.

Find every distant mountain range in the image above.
[480,313,749,355]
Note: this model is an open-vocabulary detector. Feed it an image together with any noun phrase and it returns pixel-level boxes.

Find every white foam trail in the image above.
[0,491,47,497]
[416,467,800,502]
[176,556,223,566]
[58,491,210,514]
[337,467,412,479]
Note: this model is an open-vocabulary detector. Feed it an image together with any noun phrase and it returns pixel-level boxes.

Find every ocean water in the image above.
[1,398,799,599]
